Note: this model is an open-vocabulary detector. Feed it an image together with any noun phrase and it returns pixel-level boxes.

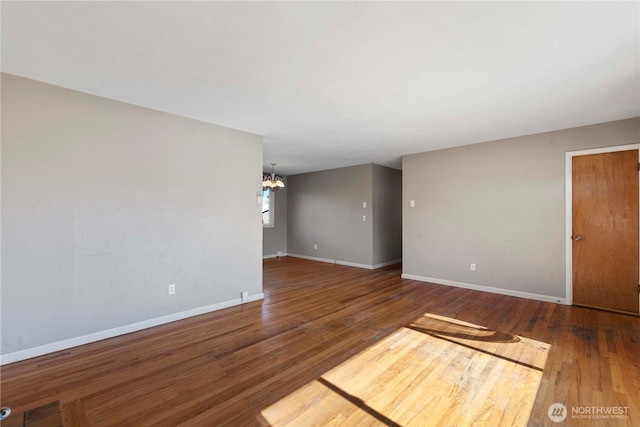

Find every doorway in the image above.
[565,144,640,315]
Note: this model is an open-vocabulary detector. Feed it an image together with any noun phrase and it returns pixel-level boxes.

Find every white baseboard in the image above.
[336,260,375,269]
[287,253,336,264]
[373,259,402,269]
[263,252,288,259]
[288,254,401,270]
[0,293,265,366]
[401,273,566,305]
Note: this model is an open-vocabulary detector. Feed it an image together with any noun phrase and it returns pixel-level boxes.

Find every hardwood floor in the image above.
[1,257,638,426]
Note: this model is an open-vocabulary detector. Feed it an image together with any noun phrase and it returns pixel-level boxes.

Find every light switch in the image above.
[363,202,367,208]
[410,200,415,208]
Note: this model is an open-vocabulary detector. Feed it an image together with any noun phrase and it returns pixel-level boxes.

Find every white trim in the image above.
[287,253,337,265]
[401,274,566,304]
[287,253,400,270]
[565,143,640,307]
[263,253,288,259]
[373,259,402,269]
[0,293,264,366]
[336,260,374,269]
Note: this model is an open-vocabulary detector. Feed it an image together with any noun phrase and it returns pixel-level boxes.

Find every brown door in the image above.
[572,149,639,315]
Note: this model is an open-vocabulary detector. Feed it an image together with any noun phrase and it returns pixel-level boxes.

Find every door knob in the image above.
[573,235,583,241]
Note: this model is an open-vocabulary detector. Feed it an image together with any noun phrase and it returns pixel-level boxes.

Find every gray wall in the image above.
[403,118,640,299]
[1,73,263,356]
[287,164,374,265]
[372,164,402,265]
[262,176,287,257]
[287,163,402,267]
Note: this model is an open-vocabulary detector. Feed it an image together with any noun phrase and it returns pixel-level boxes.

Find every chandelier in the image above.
[263,162,285,191]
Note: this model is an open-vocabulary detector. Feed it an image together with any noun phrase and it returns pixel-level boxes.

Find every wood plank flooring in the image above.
[1,257,639,426]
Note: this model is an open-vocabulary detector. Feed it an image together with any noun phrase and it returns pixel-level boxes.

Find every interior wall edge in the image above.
[401,273,567,305]
[287,254,399,270]
[0,293,265,366]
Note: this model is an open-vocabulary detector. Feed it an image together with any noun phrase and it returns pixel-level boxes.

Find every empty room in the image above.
[1,2,639,426]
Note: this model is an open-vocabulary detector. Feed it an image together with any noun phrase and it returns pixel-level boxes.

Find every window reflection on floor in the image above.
[260,313,549,426]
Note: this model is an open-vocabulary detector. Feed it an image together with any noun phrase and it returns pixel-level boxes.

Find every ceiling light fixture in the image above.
[263,162,285,191]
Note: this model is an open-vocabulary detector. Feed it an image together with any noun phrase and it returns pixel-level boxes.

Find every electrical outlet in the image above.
[362,202,367,208]
[314,244,318,250]
[362,215,367,221]
[241,291,249,301]
[470,263,476,272]
[410,200,415,208]
[168,284,176,295]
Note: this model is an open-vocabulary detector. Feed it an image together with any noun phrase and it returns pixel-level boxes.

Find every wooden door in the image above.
[572,149,639,315]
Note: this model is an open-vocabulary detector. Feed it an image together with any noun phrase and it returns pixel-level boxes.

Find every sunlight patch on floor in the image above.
[260,314,549,426]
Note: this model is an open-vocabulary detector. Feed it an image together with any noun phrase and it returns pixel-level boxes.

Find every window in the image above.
[262,189,275,227]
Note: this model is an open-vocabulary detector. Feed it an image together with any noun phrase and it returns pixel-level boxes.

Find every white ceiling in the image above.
[2,1,639,175]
